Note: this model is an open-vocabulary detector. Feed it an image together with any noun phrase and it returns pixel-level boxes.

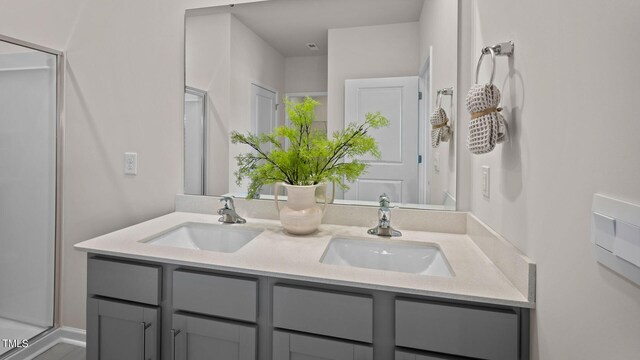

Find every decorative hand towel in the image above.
[430,107,453,148]
[465,84,507,154]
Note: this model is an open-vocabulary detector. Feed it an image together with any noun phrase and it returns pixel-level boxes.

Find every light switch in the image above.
[593,212,616,252]
[481,166,490,199]
[614,220,640,267]
[124,152,138,175]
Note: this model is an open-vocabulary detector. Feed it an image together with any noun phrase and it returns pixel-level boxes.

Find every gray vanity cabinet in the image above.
[86,257,162,360]
[273,331,373,360]
[87,297,160,360]
[172,314,257,360]
[86,254,529,360]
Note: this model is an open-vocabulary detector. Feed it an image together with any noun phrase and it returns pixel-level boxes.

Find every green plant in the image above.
[231,97,389,198]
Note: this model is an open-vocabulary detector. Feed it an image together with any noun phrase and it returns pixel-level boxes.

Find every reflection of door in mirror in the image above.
[250,83,277,195]
[184,87,207,195]
[251,84,277,141]
[285,93,328,138]
[343,77,419,204]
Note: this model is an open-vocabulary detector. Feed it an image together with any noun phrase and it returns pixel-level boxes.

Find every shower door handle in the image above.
[170,329,182,360]
[140,322,151,360]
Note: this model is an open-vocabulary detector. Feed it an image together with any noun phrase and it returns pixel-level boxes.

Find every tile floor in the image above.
[0,317,47,356]
[33,343,85,360]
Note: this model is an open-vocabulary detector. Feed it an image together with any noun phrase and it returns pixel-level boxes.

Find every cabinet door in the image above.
[273,330,373,360]
[172,314,256,360]
[87,298,160,360]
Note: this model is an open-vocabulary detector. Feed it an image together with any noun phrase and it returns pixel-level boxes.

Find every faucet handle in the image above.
[217,196,246,224]
[368,193,401,237]
[378,193,390,208]
[220,196,235,210]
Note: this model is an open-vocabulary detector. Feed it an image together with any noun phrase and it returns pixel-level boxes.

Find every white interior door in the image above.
[251,83,277,142]
[344,76,419,204]
[184,88,206,195]
[250,83,277,195]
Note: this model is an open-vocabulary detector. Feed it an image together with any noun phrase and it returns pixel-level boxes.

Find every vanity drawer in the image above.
[173,269,257,322]
[395,299,519,360]
[274,330,373,360]
[273,285,373,343]
[87,257,161,305]
[395,349,466,360]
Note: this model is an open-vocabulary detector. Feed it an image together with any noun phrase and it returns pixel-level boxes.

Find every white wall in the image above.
[0,0,262,330]
[462,0,640,358]
[0,50,56,328]
[284,55,328,94]
[419,0,458,205]
[186,12,231,195]
[327,22,420,136]
[228,14,285,193]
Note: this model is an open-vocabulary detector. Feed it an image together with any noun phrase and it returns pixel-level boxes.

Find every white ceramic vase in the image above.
[274,182,328,235]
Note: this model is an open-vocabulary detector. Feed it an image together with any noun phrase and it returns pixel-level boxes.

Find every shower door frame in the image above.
[0,34,64,355]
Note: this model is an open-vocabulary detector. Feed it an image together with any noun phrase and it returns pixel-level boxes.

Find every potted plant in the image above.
[231,97,388,234]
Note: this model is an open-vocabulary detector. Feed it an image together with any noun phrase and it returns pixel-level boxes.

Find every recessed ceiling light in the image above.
[306,43,320,51]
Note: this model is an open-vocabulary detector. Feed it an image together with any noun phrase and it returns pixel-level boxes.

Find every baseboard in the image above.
[3,327,85,360]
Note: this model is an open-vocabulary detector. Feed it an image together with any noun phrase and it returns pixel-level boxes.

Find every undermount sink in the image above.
[321,237,453,277]
[143,222,262,253]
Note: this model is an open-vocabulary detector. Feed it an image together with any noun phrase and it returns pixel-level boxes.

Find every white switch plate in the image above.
[124,152,137,175]
[481,166,490,199]
[593,212,615,252]
[592,194,640,286]
[614,220,640,267]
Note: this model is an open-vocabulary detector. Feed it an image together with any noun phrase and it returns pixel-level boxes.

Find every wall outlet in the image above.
[124,152,137,175]
[482,166,490,199]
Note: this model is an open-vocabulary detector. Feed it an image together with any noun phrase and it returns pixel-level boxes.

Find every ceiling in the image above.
[188,0,425,57]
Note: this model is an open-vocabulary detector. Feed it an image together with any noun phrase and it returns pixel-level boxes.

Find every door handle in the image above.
[170,329,182,360]
[140,322,151,360]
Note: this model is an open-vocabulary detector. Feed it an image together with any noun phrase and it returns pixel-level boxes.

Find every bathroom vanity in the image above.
[76,200,535,360]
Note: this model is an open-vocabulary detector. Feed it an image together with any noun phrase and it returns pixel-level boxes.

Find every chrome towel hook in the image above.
[475,41,514,84]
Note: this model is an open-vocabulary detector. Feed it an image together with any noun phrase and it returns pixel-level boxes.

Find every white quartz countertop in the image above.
[75,211,533,308]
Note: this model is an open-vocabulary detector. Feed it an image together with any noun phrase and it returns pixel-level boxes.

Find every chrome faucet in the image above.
[368,194,402,237]
[218,197,246,224]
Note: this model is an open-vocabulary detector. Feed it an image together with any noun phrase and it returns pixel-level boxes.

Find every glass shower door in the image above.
[184,86,207,195]
[0,38,58,357]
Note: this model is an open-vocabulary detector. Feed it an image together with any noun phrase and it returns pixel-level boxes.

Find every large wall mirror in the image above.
[184,0,458,210]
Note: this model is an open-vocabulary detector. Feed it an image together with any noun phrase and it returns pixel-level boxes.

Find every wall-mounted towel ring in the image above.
[431,87,454,148]
[436,87,454,108]
[475,47,495,84]
[474,41,514,85]
[467,41,514,154]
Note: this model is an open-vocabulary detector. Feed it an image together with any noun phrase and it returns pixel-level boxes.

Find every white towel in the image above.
[465,84,507,154]
[430,107,453,148]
